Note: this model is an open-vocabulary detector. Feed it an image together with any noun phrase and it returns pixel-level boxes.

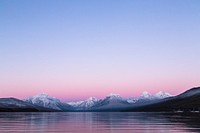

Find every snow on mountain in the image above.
[68,97,99,109]
[138,91,172,100]
[126,97,137,104]
[69,93,132,109]
[105,93,124,101]
[127,91,172,104]
[24,93,72,111]
[68,101,84,107]
[89,93,130,111]
[125,91,154,104]
[139,91,155,100]
[100,93,129,104]
[23,91,172,111]
[83,97,99,108]
[0,98,33,107]
[0,98,43,111]
[154,91,172,99]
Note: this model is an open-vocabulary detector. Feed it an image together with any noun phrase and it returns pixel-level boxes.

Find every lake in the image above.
[0,112,200,133]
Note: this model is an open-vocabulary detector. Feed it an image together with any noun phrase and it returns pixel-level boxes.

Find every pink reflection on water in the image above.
[0,112,198,133]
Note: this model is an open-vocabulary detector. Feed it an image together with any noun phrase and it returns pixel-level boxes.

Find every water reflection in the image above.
[0,112,200,132]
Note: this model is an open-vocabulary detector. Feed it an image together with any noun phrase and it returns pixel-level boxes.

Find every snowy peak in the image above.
[141,91,150,97]
[0,98,51,112]
[24,93,71,110]
[140,91,154,99]
[84,97,99,108]
[86,97,98,102]
[106,93,122,100]
[33,93,52,98]
[155,91,172,99]
[131,91,172,104]
[126,97,137,103]
[68,97,100,109]
[67,101,83,107]
[25,93,60,103]
[103,93,128,104]
[139,91,172,100]
[23,90,173,111]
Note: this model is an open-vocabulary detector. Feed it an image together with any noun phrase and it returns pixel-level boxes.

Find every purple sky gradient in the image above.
[0,0,200,101]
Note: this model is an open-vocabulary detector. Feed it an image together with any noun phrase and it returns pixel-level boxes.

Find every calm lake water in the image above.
[0,112,200,133]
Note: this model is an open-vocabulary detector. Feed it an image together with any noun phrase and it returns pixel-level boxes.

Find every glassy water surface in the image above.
[0,112,200,133]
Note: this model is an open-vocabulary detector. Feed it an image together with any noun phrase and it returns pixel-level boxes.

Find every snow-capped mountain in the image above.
[104,93,125,102]
[0,98,56,112]
[23,91,172,111]
[127,91,172,104]
[154,91,172,99]
[126,91,155,104]
[68,93,130,111]
[0,87,199,112]
[126,97,137,104]
[138,91,172,100]
[24,93,73,111]
[68,101,84,107]
[68,97,99,110]
[139,91,155,100]
[124,87,200,112]
[90,93,130,111]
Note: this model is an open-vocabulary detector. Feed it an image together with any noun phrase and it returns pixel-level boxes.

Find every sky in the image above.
[0,0,200,101]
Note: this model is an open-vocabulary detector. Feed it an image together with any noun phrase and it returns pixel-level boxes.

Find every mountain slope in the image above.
[70,92,172,111]
[0,98,56,112]
[154,91,172,99]
[68,97,99,110]
[123,87,200,112]
[127,91,172,104]
[90,93,130,111]
[24,93,73,111]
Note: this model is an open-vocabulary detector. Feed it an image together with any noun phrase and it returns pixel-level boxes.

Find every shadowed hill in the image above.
[0,98,59,112]
[123,87,200,112]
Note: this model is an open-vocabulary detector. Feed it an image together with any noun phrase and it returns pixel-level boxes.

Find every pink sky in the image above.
[0,76,199,101]
[1,0,200,101]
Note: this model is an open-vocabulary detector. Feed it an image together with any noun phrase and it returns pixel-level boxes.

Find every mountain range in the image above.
[23,91,171,111]
[0,87,200,112]
[123,87,200,112]
[0,98,58,112]
[24,93,74,111]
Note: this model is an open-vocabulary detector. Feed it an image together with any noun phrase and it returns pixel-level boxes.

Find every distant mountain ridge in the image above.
[0,98,59,112]
[68,97,99,110]
[1,87,200,112]
[24,93,73,111]
[123,87,200,112]
[66,91,172,111]
[22,91,172,111]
